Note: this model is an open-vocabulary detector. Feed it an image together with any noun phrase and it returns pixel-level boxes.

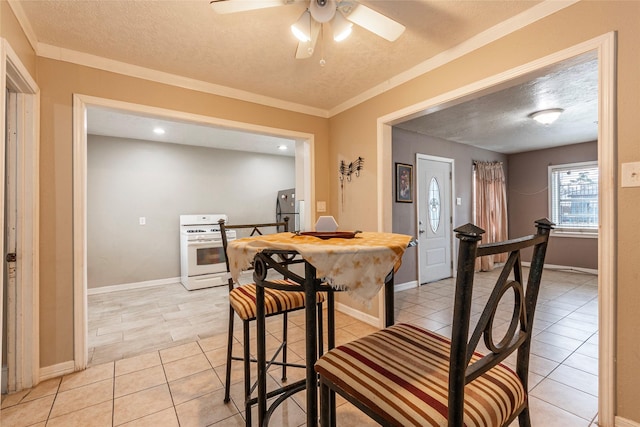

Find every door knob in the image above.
[419,228,425,234]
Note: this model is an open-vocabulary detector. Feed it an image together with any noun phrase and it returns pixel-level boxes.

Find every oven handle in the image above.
[187,238,223,245]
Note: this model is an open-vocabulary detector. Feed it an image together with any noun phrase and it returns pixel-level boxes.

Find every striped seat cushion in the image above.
[229,280,326,321]
[315,323,525,427]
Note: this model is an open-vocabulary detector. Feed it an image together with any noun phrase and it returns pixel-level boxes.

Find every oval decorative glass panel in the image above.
[428,177,441,233]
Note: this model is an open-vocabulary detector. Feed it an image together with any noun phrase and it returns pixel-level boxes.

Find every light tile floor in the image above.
[2,268,599,426]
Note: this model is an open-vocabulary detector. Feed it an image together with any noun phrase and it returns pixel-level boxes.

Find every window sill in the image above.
[551,230,598,239]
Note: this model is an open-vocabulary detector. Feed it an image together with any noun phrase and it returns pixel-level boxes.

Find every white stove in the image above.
[179,214,236,290]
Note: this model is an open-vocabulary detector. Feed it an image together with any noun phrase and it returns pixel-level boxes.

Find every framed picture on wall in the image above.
[396,163,413,203]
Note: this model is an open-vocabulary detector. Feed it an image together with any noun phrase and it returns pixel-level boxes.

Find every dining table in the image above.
[226,230,413,426]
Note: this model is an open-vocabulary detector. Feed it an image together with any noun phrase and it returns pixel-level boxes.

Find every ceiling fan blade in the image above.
[210,0,290,14]
[344,3,405,42]
[295,20,321,59]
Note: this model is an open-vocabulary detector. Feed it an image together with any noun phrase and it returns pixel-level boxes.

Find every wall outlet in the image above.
[317,201,327,212]
[139,217,146,225]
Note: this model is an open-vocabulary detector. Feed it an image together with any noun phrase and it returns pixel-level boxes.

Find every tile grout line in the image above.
[158,348,183,427]
[528,297,599,422]
[0,270,596,426]
[112,362,116,427]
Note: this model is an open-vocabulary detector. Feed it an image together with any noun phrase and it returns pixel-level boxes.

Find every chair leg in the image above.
[320,379,329,427]
[518,402,531,427]
[281,312,288,381]
[224,307,235,403]
[243,320,252,427]
[328,291,335,350]
[317,302,324,356]
[329,388,336,427]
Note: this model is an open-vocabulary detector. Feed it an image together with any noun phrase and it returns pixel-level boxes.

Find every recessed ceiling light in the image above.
[278,145,288,151]
[529,108,564,125]
[153,127,165,135]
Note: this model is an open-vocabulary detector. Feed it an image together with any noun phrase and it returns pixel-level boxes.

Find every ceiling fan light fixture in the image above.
[309,0,336,23]
[333,12,353,42]
[291,10,312,42]
[210,0,286,14]
[529,108,564,125]
[345,3,405,42]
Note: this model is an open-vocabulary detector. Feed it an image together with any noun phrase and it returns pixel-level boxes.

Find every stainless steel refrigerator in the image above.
[276,188,300,231]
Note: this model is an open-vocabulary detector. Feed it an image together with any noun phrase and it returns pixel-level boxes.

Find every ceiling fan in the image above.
[210,0,405,61]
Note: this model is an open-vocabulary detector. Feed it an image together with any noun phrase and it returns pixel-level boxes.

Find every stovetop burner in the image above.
[179,214,228,239]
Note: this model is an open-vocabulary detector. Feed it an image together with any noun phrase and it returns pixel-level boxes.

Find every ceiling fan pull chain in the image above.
[319,24,326,67]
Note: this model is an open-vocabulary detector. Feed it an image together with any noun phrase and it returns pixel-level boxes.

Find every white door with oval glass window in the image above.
[417,155,453,284]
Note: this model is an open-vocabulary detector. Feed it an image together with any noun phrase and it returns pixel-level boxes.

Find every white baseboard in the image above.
[39,360,75,382]
[394,280,417,292]
[522,262,598,276]
[88,277,181,295]
[616,416,640,427]
[335,280,417,327]
[335,302,380,328]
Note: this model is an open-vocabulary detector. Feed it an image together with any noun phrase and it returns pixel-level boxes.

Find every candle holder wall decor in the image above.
[339,156,364,183]
[339,157,364,207]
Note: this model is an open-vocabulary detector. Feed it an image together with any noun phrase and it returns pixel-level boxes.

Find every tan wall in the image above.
[1,1,36,75]
[7,0,640,421]
[35,58,330,366]
[327,1,639,422]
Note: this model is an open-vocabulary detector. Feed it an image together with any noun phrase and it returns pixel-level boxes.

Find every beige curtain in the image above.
[474,161,508,271]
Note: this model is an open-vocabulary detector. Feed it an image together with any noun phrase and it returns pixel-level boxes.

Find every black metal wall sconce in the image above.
[339,157,364,182]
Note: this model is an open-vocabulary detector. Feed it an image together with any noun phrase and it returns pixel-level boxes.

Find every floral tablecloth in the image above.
[227,231,413,303]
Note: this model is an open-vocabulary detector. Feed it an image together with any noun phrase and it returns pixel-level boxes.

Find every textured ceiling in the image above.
[15,0,541,111]
[87,107,296,156]
[396,53,599,154]
[12,0,596,155]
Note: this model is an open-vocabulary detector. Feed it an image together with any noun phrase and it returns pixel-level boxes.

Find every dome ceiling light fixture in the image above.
[211,0,405,63]
[529,108,564,125]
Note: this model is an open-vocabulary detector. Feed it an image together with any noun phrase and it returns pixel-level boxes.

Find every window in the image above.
[428,177,441,232]
[548,161,598,235]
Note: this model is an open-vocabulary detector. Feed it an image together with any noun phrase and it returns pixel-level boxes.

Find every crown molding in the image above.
[7,0,38,52]
[37,43,329,118]
[328,0,580,116]
[8,0,578,119]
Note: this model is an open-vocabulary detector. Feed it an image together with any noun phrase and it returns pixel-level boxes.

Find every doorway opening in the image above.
[0,39,40,393]
[379,33,615,425]
[72,95,315,370]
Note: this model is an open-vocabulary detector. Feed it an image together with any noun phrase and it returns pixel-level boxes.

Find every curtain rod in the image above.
[473,160,503,165]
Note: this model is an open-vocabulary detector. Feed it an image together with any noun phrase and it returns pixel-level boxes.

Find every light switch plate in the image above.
[621,162,640,187]
[317,201,327,212]
[456,197,462,206]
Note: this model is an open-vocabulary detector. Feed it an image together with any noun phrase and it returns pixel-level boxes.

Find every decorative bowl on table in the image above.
[298,231,361,239]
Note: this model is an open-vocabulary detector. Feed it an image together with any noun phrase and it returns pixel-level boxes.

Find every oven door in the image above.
[186,238,227,276]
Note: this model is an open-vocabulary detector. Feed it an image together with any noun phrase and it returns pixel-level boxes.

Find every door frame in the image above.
[0,39,40,391]
[72,94,315,370]
[377,33,616,426]
[416,153,455,284]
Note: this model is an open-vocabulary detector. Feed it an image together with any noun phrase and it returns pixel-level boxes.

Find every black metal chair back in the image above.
[315,218,553,427]
[219,217,288,292]
[447,218,553,425]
